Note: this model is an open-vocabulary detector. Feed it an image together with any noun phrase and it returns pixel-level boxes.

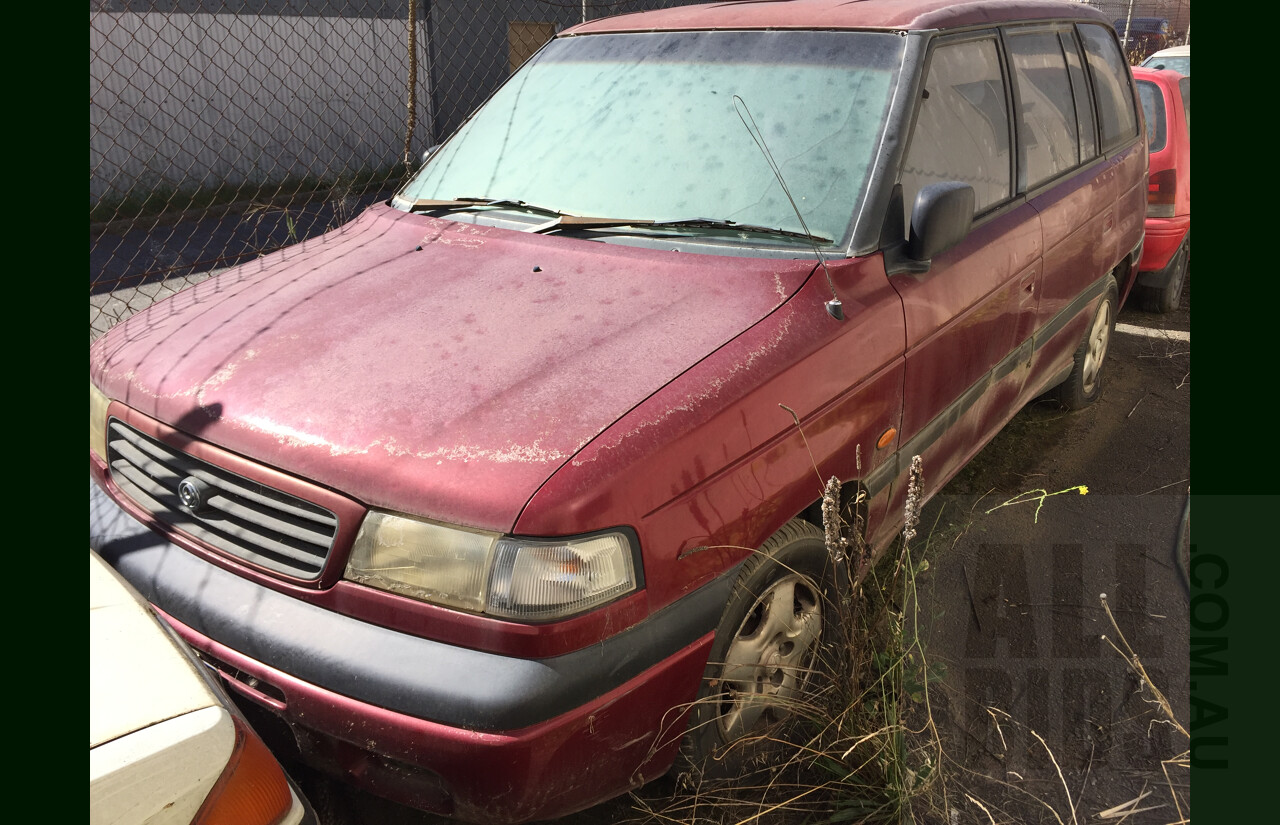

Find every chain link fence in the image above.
[90,0,1189,341]
[90,0,701,340]
[1087,0,1191,62]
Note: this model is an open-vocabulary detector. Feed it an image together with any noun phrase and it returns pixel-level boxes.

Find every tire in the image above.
[679,519,834,776]
[1140,241,1188,314]
[1055,277,1118,410]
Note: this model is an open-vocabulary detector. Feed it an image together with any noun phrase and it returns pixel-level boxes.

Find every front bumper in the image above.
[91,481,728,823]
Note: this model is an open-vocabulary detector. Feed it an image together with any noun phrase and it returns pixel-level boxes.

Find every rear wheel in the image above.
[1055,277,1117,410]
[1140,240,1188,314]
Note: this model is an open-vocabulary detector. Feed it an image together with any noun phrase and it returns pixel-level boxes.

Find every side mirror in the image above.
[907,182,975,263]
[421,144,442,164]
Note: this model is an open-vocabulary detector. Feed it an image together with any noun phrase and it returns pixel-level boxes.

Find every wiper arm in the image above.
[410,200,655,234]
[650,218,831,243]
[529,214,656,233]
[408,197,563,217]
[534,215,830,242]
[410,201,830,244]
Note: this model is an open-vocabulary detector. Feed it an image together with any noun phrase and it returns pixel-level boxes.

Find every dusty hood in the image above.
[91,204,813,531]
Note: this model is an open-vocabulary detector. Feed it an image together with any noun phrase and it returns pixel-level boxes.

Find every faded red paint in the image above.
[566,0,1099,35]
[91,204,812,532]
[159,606,713,824]
[1133,68,1190,273]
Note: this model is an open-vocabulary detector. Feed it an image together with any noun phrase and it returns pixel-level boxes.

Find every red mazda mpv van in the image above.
[91,2,1146,821]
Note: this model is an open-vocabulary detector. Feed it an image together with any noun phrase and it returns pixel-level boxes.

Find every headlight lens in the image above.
[90,383,110,461]
[345,511,637,620]
[345,512,499,612]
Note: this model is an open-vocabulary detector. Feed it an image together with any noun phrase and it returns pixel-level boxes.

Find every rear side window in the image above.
[1136,80,1167,152]
[901,37,1012,220]
[1059,29,1098,162]
[1078,24,1139,150]
[1179,77,1190,131]
[1007,30,1079,188]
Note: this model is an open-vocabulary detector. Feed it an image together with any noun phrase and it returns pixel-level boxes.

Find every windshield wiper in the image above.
[409,200,830,244]
[649,218,830,243]
[408,197,563,217]
[535,215,829,242]
[408,199,642,234]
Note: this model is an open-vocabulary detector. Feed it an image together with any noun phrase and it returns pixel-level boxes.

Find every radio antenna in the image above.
[733,95,844,321]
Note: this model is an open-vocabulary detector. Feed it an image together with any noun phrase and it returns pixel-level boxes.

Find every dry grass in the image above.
[628,457,1189,825]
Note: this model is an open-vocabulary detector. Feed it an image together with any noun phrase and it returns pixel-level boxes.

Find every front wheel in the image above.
[1055,277,1117,410]
[680,520,833,775]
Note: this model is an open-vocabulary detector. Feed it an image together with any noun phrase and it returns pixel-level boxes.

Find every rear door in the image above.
[1025,22,1143,392]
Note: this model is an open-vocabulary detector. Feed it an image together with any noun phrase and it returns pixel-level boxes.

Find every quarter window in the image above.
[1179,77,1190,132]
[1136,80,1167,152]
[1059,29,1098,163]
[1007,30,1080,188]
[901,38,1012,222]
[1078,24,1139,150]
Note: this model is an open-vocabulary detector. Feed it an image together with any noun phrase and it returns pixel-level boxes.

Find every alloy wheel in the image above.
[1081,297,1113,395]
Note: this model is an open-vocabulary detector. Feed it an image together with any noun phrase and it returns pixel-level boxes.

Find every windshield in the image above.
[394,31,904,246]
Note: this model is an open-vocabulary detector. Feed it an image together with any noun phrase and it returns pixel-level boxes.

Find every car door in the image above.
[1023,22,1144,396]
[887,32,1042,495]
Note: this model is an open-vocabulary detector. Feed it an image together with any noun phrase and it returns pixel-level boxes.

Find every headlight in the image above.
[346,512,498,612]
[90,383,111,461]
[345,511,637,620]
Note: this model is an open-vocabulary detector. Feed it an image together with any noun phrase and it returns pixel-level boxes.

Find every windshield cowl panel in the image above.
[394,31,904,251]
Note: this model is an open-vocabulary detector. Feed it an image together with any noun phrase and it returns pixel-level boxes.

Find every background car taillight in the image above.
[1147,168,1177,218]
[193,716,295,825]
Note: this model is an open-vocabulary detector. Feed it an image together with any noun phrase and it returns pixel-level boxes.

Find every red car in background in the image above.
[1133,67,1191,312]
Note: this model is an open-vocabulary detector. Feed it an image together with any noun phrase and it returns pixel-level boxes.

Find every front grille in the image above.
[106,419,338,579]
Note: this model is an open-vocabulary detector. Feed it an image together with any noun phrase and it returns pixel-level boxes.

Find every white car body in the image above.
[1141,44,1190,75]
[90,551,310,825]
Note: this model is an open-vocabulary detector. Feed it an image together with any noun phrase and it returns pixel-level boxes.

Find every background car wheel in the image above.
[1055,277,1118,410]
[1140,241,1188,314]
[679,519,834,779]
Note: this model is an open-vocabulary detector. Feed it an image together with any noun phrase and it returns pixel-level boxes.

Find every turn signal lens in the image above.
[193,717,293,825]
[487,533,636,620]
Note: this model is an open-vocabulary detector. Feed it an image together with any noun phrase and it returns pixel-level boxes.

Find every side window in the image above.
[1077,24,1139,150]
[1179,77,1190,132]
[1136,80,1167,152]
[1059,29,1098,162]
[900,37,1012,225]
[1007,30,1080,189]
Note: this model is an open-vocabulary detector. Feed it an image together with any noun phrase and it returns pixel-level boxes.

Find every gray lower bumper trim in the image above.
[91,481,733,732]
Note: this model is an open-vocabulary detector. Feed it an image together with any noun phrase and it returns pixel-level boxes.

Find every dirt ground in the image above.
[288,277,1191,825]
[903,280,1191,823]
